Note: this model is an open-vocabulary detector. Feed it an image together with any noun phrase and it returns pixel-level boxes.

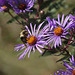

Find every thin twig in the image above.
[64,48,72,58]
[8,11,21,24]
[42,47,57,56]
[62,37,75,42]
[17,13,29,25]
[65,35,73,49]
[59,47,72,58]
[33,4,40,24]
[43,48,58,51]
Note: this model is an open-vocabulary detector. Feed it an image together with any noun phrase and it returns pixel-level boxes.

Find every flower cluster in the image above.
[14,14,75,59]
[0,1,75,75]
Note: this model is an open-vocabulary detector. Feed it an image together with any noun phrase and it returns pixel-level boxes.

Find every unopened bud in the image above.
[39,10,45,17]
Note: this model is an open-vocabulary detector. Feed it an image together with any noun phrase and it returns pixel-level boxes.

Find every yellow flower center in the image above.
[19,4,27,10]
[27,36,37,46]
[2,6,7,8]
[72,69,75,75]
[54,27,63,36]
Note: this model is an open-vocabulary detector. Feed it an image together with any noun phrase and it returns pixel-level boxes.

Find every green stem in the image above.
[59,47,72,58]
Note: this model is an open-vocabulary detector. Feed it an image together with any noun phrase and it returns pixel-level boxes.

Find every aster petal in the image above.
[64,21,73,31]
[63,61,73,70]
[69,58,75,68]
[62,32,68,35]
[61,14,64,25]
[56,21,61,26]
[53,19,56,25]
[54,36,58,48]
[19,46,30,60]
[61,35,66,38]
[38,34,50,38]
[63,16,70,27]
[17,46,25,51]
[37,44,44,48]
[33,24,36,35]
[25,9,33,12]
[55,73,57,75]
[23,10,25,13]
[46,17,51,23]
[51,38,56,48]
[13,0,19,5]
[25,25,31,35]
[42,36,50,40]
[58,14,60,24]
[47,35,55,44]
[32,47,35,54]
[14,44,24,47]
[17,50,25,57]
[14,44,25,51]
[56,37,60,47]
[58,37,62,45]
[36,21,45,36]
[25,0,30,3]
[37,40,46,44]
[28,47,32,58]
[36,45,43,53]
[27,1,34,9]
[20,10,22,12]
[14,9,20,13]
[72,55,74,62]
[39,24,49,35]
[46,17,52,28]
[30,23,34,34]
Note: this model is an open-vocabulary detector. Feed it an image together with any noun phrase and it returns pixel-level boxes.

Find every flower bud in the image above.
[39,10,45,17]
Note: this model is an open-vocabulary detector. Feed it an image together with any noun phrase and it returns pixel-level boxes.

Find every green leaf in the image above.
[56,55,69,63]
[41,50,57,57]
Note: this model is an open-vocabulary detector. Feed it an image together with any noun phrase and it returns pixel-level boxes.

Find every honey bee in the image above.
[20,28,28,44]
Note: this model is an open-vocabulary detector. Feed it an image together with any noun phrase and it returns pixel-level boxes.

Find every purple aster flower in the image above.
[55,70,72,75]
[9,0,35,13]
[55,55,75,75]
[69,14,75,22]
[69,14,75,36]
[0,0,8,12]
[46,16,56,31]
[69,14,75,29]
[46,14,73,48]
[14,22,47,59]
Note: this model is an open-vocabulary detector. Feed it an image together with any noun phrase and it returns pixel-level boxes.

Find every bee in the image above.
[20,28,28,44]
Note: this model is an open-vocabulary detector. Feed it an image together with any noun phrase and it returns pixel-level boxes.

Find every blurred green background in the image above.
[0,0,75,75]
